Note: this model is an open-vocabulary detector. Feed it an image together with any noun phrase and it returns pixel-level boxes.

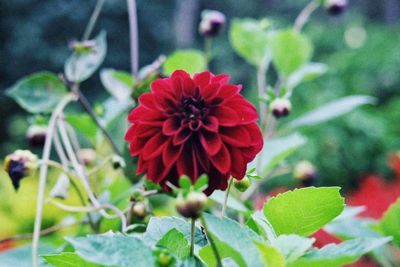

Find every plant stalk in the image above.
[221,178,233,217]
[82,0,106,41]
[294,0,320,32]
[190,218,196,257]
[200,216,222,267]
[127,0,139,78]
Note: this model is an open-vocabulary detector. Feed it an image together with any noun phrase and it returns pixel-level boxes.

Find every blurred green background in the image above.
[0,0,399,193]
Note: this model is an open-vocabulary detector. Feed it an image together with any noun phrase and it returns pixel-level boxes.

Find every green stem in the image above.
[204,37,212,68]
[221,178,233,217]
[82,0,106,41]
[200,216,222,267]
[190,218,196,257]
[293,0,320,32]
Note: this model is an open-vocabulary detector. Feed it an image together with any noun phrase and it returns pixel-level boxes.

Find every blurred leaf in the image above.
[254,242,286,267]
[209,190,248,212]
[199,242,242,267]
[65,31,107,83]
[380,198,400,247]
[66,233,154,267]
[163,50,207,75]
[271,235,315,263]
[100,68,134,101]
[6,71,68,114]
[156,228,190,259]
[290,237,392,267]
[287,63,328,91]
[144,217,206,252]
[263,187,345,236]
[256,133,307,177]
[289,95,376,128]
[0,244,56,267]
[229,18,269,67]
[200,213,264,267]
[66,114,97,144]
[270,30,313,76]
[246,211,277,241]
[179,175,192,190]
[194,174,208,191]
[43,252,101,267]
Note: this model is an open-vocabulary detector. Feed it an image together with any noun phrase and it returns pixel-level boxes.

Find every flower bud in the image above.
[199,10,226,37]
[50,173,70,199]
[69,39,96,54]
[131,202,147,220]
[77,148,96,165]
[3,150,38,190]
[26,125,47,147]
[270,98,292,118]
[111,155,126,170]
[325,0,348,16]
[176,191,207,219]
[294,160,318,187]
[233,177,251,192]
[155,249,174,267]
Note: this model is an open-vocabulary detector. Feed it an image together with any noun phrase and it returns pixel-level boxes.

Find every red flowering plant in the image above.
[1,0,399,266]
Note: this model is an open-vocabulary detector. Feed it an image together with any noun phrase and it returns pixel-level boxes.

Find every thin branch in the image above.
[32,93,77,267]
[127,0,139,78]
[82,0,106,41]
[294,0,320,32]
[190,218,196,257]
[200,216,222,267]
[221,178,233,217]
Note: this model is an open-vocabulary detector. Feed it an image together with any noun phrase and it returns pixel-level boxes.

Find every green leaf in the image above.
[290,237,392,267]
[271,235,315,263]
[194,174,208,191]
[254,241,286,267]
[209,190,249,213]
[246,211,277,241]
[263,187,345,236]
[270,30,313,76]
[65,31,107,83]
[179,175,192,190]
[163,50,207,75]
[43,252,101,267]
[144,217,206,253]
[325,217,381,240]
[288,95,376,128]
[156,228,191,259]
[255,133,307,177]
[380,198,400,247]
[199,242,244,267]
[6,71,68,114]
[0,244,56,267]
[201,213,264,267]
[100,68,134,101]
[66,233,155,267]
[66,114,98,144]
[229,18,269,66]
[286,63,328,91]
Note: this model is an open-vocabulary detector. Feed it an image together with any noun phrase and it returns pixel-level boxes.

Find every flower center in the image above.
[181,96,208,131]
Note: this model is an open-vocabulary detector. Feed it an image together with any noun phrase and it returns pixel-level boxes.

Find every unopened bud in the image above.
[111,155,126,170]
[26,125,47,147]
[176,191,207,219]
[294,160,318,187]
[131,202,147,220]
[3,150,38,190]
[199,10,226,37]
[155,249,174,267]
[233,177,251,192]
[69,39,96,54]
[325,0,348,16]
[77,148,96,165]
[270,98,292,118]
[50,173,70,199]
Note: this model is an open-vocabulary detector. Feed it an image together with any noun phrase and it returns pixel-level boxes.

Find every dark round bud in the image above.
[233,176,251,192]
[199,10,226,37]
[26,125,47,147]
[111,155,126,170]
[3,150,38,190]
[325,0,348,16]
[270,98,292,118]
[294,161,318,187]
[176,191,207,219]
[131,202,147,220]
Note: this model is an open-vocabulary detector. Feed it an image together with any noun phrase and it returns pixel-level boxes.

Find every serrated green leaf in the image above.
[201,213,264,267]
[65,31,107,83]
[254,241,286,267]
[66,233,154,267]
[156,228,191,259]
[290,237,392,267]
[271,235,315,263]
[380,198,400,247]
[288,95,376,128]
[6,71,68,114]
[263,187,345,236]
[43,252,101,267]
[163,50,206,75]
[270,30,313,76]
[100,68,134,101]
[229,18,269,66]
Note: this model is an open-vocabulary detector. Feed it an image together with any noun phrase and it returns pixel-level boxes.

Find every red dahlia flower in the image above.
[125,70,263,194]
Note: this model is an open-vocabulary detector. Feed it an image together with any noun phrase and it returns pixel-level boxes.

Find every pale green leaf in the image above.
[43,252,101,267]
[254,241,286,267]
[380,198,400,247]
[6,71,68,114]
[163,50,207,75]
[156,228,190,259]
[100,68,134,101]
[209,190,248,213]
[271,235,315,263]
[0,244,56,267]
[287,63,328,91]
[289,95,376,128]
[263,187,345,236]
